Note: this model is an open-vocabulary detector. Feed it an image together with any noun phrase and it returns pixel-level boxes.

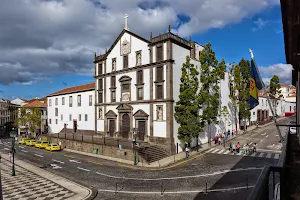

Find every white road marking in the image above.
[276,135,279,136]
[260,139,263,142]
[207,148,216,153]
[249,142,253,145]
[258,153,264,157]
[52,159,64,164]
[77,167,90,172]
[256,149,282,153]
[237,152,242,156]
[95,167,263,180]
[266,153,272,158]
[217,149,225,154]
[261,133,266,136]
[211,149,220,154]
[18,146,24,149]
[98,186,255,194]
[224,150,230,155]
[69,159,81,163]
[21,150,28,153]
[274,154,280,159]
[3,148,9,150]
[34,154,43,158]
[251,152,257,157]
[50,164,62,169]
[266,135,269,138]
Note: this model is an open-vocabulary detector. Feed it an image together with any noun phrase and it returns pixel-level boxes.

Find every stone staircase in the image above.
[136,143,170,164]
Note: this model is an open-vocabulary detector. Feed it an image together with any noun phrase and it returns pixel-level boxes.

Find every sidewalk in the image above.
[0,153,94,200]
[64,117,288,169]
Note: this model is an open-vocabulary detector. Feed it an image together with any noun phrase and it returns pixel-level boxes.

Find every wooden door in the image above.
[257,111,260,122]
[73,120,77,133]
[122,114,130,139]
[109,120,115,137]
[138,121,146,141]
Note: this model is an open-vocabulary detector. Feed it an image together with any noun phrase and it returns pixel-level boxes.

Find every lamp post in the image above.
[9,128,17,176]
[132,128,138,165]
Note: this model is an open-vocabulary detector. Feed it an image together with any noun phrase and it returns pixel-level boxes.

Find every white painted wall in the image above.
[47,90,95,134]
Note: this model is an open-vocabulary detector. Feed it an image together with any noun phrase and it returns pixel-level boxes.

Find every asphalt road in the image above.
[0,118,291,200]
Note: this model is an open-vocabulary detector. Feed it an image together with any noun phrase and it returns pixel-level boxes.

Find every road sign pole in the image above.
[11,137,15,176]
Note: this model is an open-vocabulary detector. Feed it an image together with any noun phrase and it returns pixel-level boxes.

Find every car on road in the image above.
[35,141,49,149]
[19,138,29,145]
[45,144,61,151]
[26,140,36,146]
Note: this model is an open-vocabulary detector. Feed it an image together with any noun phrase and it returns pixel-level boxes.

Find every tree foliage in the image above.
[14,107,41,137]
[198,42,226,145]
[220,106,231,131]
[175,56,202,143]
[269,75,283,116]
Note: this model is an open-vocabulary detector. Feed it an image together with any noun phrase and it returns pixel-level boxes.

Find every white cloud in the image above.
[252,18,269,31]
[0,0,279,85]
[259,63,293,84]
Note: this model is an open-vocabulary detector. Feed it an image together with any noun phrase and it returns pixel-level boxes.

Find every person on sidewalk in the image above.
[185,146,189,159]
[253,143,257,152]
[236,142,241,153]
[232,143,236,154]
[218,137,221,145]
[227,130,230,139]
[243,144,247,154]
[231,130,234,137]
[229,142,232,152]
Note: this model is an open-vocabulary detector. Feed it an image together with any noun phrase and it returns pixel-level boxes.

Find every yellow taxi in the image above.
[26,140,36,146]
[35,141,49,149]
[45,144,61,151]
[19,138,29,145]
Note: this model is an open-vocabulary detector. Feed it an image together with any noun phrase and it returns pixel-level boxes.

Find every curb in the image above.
[0,152,97,200]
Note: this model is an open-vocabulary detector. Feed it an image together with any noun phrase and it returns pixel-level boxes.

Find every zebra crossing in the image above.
[207,147,281,160]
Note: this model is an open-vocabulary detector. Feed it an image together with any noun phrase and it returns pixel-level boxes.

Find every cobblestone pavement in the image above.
[1,159,75,200]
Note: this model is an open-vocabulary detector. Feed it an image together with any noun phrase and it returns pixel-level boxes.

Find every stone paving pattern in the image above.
[1,160,75,200]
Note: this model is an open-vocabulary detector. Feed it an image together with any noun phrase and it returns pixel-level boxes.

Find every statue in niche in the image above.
[121,39,130,55]
[137,53,141,65]
[112,59,116,71]
[99,108,102,119]
[157,106,163,121]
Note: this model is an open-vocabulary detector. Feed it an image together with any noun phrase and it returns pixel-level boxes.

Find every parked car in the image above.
[45,144,61,151]
[26,140,36,146]
[35,141,49,149]
[19,138,29,145]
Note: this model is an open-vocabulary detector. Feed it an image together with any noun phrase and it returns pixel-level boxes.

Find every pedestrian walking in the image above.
[227,130,230,139]
[232,143,236,153]
[236,142,241,153]
[231,130,234,137]
[243,144,247,154]
[185,146,189,158]
[229,142,232,152]
[253,143,257,152]
[218,137,221,145]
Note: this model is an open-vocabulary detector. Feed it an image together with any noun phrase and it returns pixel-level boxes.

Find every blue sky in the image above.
[0,1,290,100]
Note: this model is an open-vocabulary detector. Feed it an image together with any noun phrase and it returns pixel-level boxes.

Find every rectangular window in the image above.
[253,112,255,116]
[156,66,163,82]
[62,97,65,105]
[111,91,116,102]
[98,79,103,90]
[98,63,102,75]
[123,55,128,68]
[49,99,52,106]
[77,95,81,107]
[156,46,163,61]
[123,84,130,92]
[79,114,81,121]
[156,85,163,99]
[69,96,73,107]
[98,92,103,103]
[55,108,58,117]
[69,114,72,121]
[85,114,88,121]
[137,88,143,100]
[55,119,58,124]
[49,119,52,124]
[111,76,116,88]
[137,70,143,85]
[55,98,58,106]
[89,95,92,106]
[61,114,63,121]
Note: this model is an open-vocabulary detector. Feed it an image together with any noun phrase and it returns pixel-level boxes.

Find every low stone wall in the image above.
[42,136,135,161]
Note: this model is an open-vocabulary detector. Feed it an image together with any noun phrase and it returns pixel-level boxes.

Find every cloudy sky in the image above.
[0,0,291,100]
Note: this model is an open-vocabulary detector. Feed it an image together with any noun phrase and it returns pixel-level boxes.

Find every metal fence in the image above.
[46,133,134,149]
[247,124,295,200]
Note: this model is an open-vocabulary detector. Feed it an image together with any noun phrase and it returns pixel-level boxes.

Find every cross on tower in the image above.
[124,14,129,30]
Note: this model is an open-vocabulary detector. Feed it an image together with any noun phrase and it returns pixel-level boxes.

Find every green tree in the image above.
[220,106,231,132]
[198,42,226,146]
[175,56,202,144]
[269,75,283,116]
[228,63,239,132]
[14,107,28,129]
[27,107,42,137]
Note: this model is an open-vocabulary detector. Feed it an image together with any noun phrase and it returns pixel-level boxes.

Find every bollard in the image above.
[205,182,208,194]
[161,183,164,195]
[246,175,248,190]
[115,183,118,194]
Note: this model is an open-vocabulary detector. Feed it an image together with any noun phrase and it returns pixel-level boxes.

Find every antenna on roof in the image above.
[94,52,96,59]
[150,32,152,41]
[124,14,129,31]
[168,25,171,33]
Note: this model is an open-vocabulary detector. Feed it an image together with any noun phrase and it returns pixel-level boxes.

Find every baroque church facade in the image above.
[94,20,203,153]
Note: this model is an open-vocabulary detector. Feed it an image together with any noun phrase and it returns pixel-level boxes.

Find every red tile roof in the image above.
[47,83,95,97]
[23,99,47,108]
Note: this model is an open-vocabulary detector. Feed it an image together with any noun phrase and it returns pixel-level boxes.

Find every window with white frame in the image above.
[61,114,63,121]
[69,96,73,107]
[79,114,81,121]
[62,97,65,105]
[69,114,72,121]
[85,114,88,121]
[55,98,58,106]
[55,108,58,117]
[77,95,81,107]
[89,95,92,106]
[49,99,52,106]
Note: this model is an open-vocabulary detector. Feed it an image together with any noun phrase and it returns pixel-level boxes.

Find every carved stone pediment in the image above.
[133,109,149,118]
[119,75,132,82]
[105,110,117,118]
[116,103,133,111]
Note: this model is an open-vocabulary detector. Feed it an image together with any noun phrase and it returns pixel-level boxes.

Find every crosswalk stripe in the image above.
[224,150,230,155]
[274,154,280,159]
[212,149,220,154]
[266,153,272,158]
[251,152,257,157]
[207,148,216,153]
[259,153,264,157]
[217,149,225,154]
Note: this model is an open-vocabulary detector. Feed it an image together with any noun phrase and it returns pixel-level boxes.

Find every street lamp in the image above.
[132,128,138,165]
[9,128,17,176]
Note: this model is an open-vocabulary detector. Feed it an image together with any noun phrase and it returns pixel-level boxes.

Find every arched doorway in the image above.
[122,114,130,139]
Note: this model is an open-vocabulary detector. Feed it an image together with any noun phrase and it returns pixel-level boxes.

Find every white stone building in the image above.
[0,98,10,126]
[47,83,95,135]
